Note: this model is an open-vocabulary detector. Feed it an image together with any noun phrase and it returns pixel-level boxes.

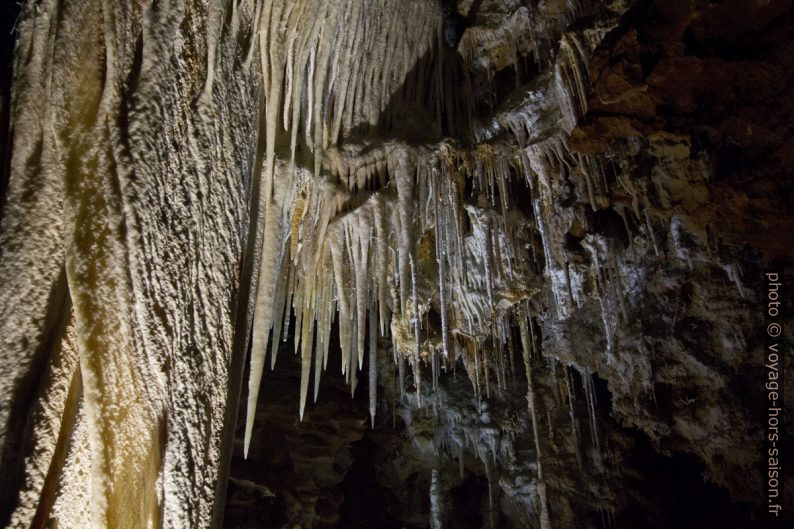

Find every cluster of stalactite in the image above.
[241,4,647,529]
[3,0,732,527]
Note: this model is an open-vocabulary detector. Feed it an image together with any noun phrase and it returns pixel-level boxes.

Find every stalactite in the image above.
[580,368,601,453]
[518,306,552,529]
[245,173,293,457]
[244,0,447,453]
[430,468,443,529]
[0,0,661,525]
[369,301,378,428]
[434,174,452,362]
[565,365,583,468]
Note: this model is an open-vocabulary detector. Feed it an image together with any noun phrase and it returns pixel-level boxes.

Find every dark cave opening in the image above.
[0,0,21,218]
[339,436,418,529]
[447,474,492,529]
[615,428,759,529]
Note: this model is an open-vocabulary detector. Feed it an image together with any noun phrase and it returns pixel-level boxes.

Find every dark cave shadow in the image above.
[0,0,21,223]
[614,426,767,529]
[0,270,70,527]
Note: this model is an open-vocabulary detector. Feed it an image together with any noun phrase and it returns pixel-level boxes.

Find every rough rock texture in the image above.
[0,1,261,527]
[0,0,792,528]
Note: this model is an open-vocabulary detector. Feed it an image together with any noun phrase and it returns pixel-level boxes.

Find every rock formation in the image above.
[0,0,791,528]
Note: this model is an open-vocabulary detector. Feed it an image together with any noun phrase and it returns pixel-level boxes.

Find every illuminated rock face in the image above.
[1,1,792,528]
[0,2,260,527]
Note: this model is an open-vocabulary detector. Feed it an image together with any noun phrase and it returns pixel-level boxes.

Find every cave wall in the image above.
[0,1,261,527]
[0,1,792,528]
